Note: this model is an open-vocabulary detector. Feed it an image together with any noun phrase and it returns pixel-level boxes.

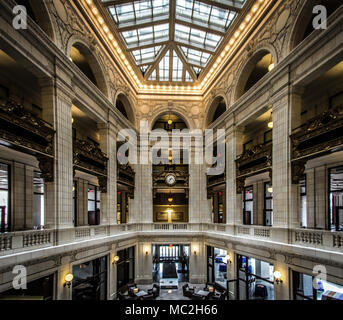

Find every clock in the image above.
[165,173,176,186]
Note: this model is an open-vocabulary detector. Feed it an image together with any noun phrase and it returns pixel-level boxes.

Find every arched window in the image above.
[292,0,342,50]
[70,45,98,86]
[70,42,108,97]
[15,0,55,41]
[235,51,275,101]
[115,93,134,125]
[206,96,227,126]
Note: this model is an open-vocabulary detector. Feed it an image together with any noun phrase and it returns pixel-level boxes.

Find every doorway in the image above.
[152,244,190,286]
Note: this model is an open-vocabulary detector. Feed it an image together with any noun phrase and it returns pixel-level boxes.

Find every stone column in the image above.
[226,248,236,300]
[131,148,153,223]
[289,88,305,229]
[273,259,290,300]
[189,241,206,284]
[109,245,117,300]
[56,258,73,300]
[12,164,34,230]
[40,73,74,230]
[136,242,153,284]
[189,153,209,224]
[272,92,290,228]
[98,122,118,225]
[306,169,315,229]
[314,166,328,229]
[256,181,265,226]
[233,127,244,225]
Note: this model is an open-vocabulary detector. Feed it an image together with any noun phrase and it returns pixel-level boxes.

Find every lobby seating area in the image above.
[117,283,160,301]
[183,283,227,300]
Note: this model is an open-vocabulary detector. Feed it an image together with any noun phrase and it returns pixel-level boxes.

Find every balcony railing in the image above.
[1,223,343,258]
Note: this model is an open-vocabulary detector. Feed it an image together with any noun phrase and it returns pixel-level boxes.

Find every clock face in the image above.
[165,174,176,186]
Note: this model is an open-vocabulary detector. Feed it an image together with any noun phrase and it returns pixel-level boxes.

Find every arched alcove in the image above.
[115,93,135,125]
[234,50,275,101]
[290,0,342,51]
[70,42,108,97]
[16,0,56,41]
[206,96,227,127]
[152,113,188,131]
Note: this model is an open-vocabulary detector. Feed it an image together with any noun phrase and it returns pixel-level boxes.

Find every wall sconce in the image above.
[273,271,283,284]
[226,255,232,264]
[144,247,149,255]
[64,273,74,288]
[267,186,273,193]
[193,247,198,255]
[113,255,120,264]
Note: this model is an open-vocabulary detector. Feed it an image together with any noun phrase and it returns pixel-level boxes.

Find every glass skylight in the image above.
[101,0,248,83]
[106,0,169,25]
[149,69,157,81]
[132,46,163,65]
[172,51,183,82]
[185,71,193,82]
[175,24,222,51]
[159,51,170,81]
[180,46,210,67]
[176,0,238,31]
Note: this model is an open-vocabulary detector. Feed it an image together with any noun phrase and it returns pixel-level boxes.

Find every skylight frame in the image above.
[101,0,249,84]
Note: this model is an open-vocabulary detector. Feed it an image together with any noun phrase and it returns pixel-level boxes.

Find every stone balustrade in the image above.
[1,223,343,257]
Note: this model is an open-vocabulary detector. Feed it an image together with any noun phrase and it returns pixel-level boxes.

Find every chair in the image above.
[210,292,226,300]
[191,293,206,300]
[182,284,195,298]
[148,284,160,298]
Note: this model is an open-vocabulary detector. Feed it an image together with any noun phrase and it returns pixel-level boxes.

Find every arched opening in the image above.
[0,47,55,233]
[70,45,97,86]
[151,113,189,224]
[152,113,188,131]
[206,96,227,127]
[291,0,342,50]
[115,93,135,125]
[15,0,55,41]
[70,43,108,97]
[235,51,274,101]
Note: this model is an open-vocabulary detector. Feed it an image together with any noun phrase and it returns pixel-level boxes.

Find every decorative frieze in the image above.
[290,108,343,184]
[117,163,135,198]
[73,139,108,192]
[235,143,272,193]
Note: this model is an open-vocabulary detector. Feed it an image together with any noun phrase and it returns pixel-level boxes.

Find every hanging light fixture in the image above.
[167,111,173,125]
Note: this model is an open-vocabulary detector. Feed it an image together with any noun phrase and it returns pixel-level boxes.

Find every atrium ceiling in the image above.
[100,0,248,85]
